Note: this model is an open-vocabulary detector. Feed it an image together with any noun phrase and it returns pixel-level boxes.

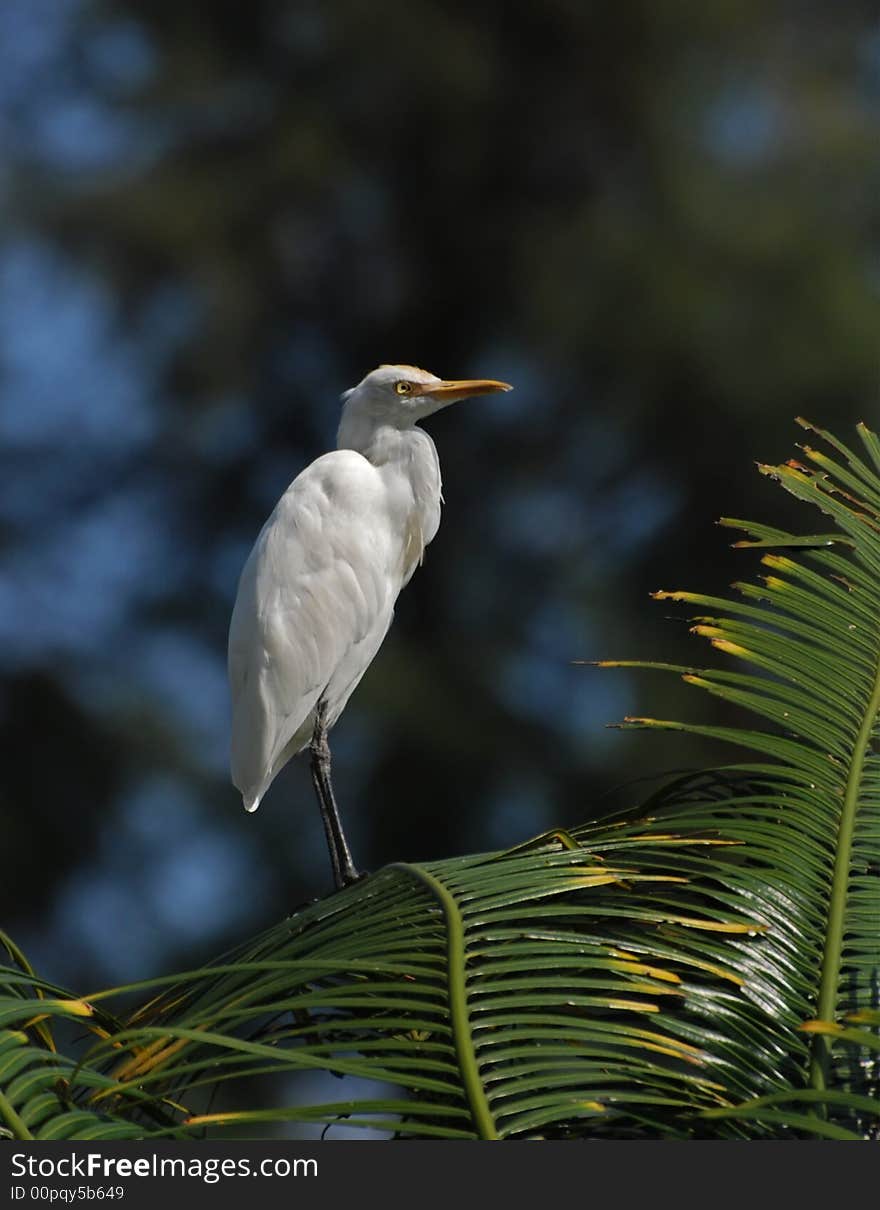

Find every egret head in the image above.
[341,364,512,427]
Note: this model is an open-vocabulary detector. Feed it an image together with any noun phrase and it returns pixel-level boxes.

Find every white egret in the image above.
[228,364,512,887]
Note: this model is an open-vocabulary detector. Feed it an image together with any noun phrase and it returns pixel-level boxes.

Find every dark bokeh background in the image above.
[2,0,879,996]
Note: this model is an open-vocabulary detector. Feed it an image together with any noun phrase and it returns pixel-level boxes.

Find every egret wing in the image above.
[228,451,395,809]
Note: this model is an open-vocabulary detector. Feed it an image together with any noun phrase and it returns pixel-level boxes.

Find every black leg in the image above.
[309,701,359,889]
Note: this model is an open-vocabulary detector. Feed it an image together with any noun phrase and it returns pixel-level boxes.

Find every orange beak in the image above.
[419,378,513,403]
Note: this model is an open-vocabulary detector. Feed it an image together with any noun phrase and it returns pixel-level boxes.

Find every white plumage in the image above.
[228,364,511,880]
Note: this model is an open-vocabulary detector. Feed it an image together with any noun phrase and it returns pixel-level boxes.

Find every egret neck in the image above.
[337,413,442,581]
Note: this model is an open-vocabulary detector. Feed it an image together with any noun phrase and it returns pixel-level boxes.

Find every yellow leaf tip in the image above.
[52,999,95,1018]
[799,1019,842,1035]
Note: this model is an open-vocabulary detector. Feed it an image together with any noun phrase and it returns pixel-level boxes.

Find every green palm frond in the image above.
[1,840,785,1140]
[0,1026,174,1140]
[600,417,880,1126]
[0,953,182,1140]
[0,418,877,1139]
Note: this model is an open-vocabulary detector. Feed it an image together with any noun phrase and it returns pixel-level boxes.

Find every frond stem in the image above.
[388,863,498,1140]
[810,641,880,1090]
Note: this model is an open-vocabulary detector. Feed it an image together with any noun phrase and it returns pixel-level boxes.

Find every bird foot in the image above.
[333,867,370,892]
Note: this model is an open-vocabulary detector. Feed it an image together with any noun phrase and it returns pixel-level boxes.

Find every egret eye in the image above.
[395,381,414,395]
